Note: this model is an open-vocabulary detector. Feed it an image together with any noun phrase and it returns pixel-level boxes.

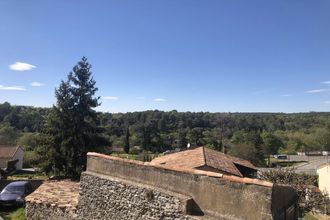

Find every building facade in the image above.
[0,146,24,170]
[317,163,330,197]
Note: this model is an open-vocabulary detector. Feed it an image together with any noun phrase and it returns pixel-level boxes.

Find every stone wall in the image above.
[26,202,77,220]
[77,172,193,220]
[25,153,298,220]
[25,181,79,220]
[82,153,290,220]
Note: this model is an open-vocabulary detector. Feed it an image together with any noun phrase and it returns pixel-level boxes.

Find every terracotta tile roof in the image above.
[150,147,257,177]
[0,146,21,158]
[26,180,79,210]
[151,147,206,169]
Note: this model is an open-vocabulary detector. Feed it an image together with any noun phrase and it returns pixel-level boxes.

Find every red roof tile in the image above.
[150,147,257,177]
[0,146,21,158]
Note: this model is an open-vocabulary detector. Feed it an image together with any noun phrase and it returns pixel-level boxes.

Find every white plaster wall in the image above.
[12,148,24,170]
[317,164,330,198]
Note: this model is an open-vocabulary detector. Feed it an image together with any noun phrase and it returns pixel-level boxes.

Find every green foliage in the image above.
[230,131,265,166]
[23,150,42,168]
[0,122,19,145]
[1,100,330,168]
[261,132,284,166]
[123,127,130,153]
[261,132,283,155]
[177,129,188,149]
[17,133,40,150]
[42,57,103,178]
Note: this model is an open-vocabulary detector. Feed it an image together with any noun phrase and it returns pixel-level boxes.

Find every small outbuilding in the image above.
[0,146,24,170]
[317,163,330,197]
[151,146,257,177]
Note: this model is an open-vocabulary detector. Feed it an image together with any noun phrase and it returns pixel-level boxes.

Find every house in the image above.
[0,146,24,170]
[150,146,257,177]
[317,163,330,197]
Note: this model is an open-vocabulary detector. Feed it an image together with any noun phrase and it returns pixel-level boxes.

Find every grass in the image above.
[8,208,25,220]
[268,158,305,167]
[303,212,318,220]
[111,152,160,162]
[110,153,139,160]
[0,207,25,220]
[7,173,48,180]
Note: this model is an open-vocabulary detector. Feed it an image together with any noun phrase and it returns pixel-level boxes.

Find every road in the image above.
[292,155,329,175]
[258,155,329,175]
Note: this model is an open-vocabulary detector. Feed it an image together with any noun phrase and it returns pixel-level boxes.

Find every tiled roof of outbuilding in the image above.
[150,146,257,177]
[0,146,21,158]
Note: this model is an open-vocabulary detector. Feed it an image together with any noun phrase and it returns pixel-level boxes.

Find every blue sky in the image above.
[0,1,330,113]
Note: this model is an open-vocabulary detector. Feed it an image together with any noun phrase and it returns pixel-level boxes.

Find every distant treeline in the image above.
[1,101,330,166]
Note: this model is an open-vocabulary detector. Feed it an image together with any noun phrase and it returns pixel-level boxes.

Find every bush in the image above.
[23,150,42,168]
[260,168,329,215]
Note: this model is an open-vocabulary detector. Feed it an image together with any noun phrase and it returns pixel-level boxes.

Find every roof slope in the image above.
[151,147,256,177]
[151,147,205,169]
[0,146,21,158]
[26,180,79,210]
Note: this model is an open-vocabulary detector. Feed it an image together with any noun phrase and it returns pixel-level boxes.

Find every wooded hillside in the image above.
[1,101,330,166]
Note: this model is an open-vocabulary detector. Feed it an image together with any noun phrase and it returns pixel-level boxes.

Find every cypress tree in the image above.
[124,127,130,153]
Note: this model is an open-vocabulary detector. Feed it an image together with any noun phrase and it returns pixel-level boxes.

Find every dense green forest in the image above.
[1,101,330,167]
[0,58,327,175]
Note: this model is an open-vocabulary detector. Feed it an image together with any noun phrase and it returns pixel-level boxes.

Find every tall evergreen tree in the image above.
[124,127,130,153]
[178,129,187,149]
[45,57,100,178]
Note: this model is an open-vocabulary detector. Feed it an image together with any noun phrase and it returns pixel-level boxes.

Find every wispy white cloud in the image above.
[153,98,167,102]
[9,62,36,71]
[30,82,44,87]
[324,101,330,104]
[322,81,330,85]
[103,96,119,100]
[0,85,26,91]
[304,89,330,94]
[136,96,146,100]
[281,94,293,97]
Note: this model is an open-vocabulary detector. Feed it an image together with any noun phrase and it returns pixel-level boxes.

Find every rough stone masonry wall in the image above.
[83,154,278,220]
[25,154,297,220]
[77,172,192,220]
[26,202,77,220]
[25,181,79,220]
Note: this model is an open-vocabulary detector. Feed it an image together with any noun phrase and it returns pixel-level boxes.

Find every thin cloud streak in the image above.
[30,82,44,87]
[322,81,330,84]
[9,62,36,71]
[324,101,330,104]
[304,89,330,94]
[0,85,26,91]
[103,96,119,100]
[281,94,294,97]
[153,98,167,102]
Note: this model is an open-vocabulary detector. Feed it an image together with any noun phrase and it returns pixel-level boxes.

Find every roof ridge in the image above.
[202,147,244,177]
[201,146,206,166]
[11,146,21,158]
